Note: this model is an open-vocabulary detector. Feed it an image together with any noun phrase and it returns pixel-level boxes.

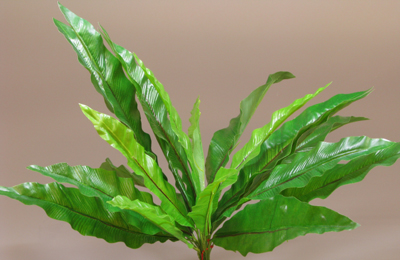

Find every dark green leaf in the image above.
[100,158,145,186]
[248,136,394,200]
[0,182,175,248]
[205,72,296,183]
[54,4,154,159]
[213,194,358,256]
[214,89,372,224]
[282,142,400,202]
[100,26,196,207]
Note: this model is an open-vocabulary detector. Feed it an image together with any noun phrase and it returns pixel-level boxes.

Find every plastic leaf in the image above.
[213,194,358,256]
[205,72,296,183]
[0,182,175,248]
[80,104,193,228]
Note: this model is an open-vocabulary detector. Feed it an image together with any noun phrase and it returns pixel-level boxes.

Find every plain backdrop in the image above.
[1,1,400,259]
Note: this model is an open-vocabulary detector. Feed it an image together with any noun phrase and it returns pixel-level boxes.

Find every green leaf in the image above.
[109,196,193,248]
[54,3,154,159]
[0,182,175,248]
[205,72,296,183]
[27,163,153,205]
[188,168,237,235]
[100,26,196,207]
[213,194,358,256]
[248,136,394,200]
[27,163,167,234]
[100,158,145,186]
[188,97,206,192]
[214,89,372,224]
[282,142,400,202]
[230,84,328,171]
[295,116,369,153]
[80,104,194,228]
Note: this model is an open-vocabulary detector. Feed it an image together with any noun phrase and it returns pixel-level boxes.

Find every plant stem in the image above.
[196,232,213,260]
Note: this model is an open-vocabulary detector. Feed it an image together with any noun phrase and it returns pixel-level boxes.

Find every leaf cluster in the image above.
[1,3,399,259]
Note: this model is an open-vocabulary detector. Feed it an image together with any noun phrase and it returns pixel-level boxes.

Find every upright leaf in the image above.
[188,168,237,235]
[80,104,193,228]
[100,27,196,207]
[230,85,327,171]
[282,142,400,202]
[205,72,296,183]
[54,4,154,159]
[213,194,358,256]
[214,89,372,223]
[0,182,175,248]
[188,97,206,192]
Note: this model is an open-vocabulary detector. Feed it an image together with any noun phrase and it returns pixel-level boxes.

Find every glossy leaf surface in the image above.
[248,136,393,200]
[230,85,327,171]
[100,27,196,207]
[100,158,145,186]
[282,142,400,202]
[188,168,237,235]
[80,104,193,228]
[213,194,358,256]
[205,72,295,183]
[54,4,153,158]
[214,89,371,223]
[0,182,175,248]
[109,196,193,248]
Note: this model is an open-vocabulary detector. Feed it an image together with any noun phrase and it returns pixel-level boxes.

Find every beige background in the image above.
[1,1,400,259]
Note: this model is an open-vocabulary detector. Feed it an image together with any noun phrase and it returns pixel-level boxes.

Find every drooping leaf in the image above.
[109,196,193,248]
[205,72,296,183]
[80,104,194,228]
[213,194,358,256]
[0,182,175,248]
[100,26,196,207]
[27,163,167,234]
[188,97,206,192]
[100,158,145,186]
[188,168,237,235]
[54,4,154,159]
[248,136,394,201]
[282,142,400,202]
[214,89,372,224]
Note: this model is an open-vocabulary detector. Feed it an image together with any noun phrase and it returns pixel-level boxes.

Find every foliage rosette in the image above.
[1,3,399,260]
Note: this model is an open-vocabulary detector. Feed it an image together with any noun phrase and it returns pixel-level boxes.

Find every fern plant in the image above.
[1,3,399,260]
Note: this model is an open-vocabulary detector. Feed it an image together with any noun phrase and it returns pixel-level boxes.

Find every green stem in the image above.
[196,232,213,260]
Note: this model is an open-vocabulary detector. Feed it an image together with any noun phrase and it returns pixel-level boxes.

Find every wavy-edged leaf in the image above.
[0,182,175,248]
[205,72,296,183]
[213,194,358,256]
[188,97,205,192]
[188,168,237,235]
[282,142,400,202]
[100,158,145,186]
[214,89,372,224]
[27,163,166,234]
[248,136,394,200]
[80,104,193,228]
[27,163,153,205]
[230,85,328,171]
[295,116,369,153]
[109,196,193,248]
[54,4,154,159]
[100,26,196,207]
